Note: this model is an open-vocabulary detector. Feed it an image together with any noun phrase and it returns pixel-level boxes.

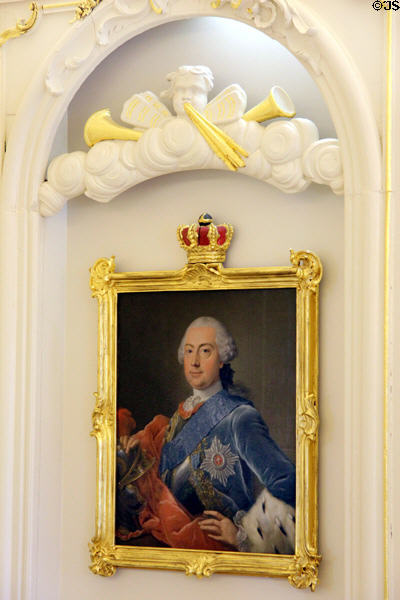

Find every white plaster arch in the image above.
[0,1,384,598]
[1,0,381,212]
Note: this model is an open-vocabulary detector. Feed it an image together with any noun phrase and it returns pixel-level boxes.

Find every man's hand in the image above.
[198,510,238,548]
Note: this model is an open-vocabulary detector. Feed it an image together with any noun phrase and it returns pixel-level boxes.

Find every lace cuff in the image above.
[233,510,249,552]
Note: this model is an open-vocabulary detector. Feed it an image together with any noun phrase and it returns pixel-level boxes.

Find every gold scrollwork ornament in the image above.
[91,392,114,437]
[71,0,102,22]
[290,249,322,292]
[0,2,38,47]
[288,553,321,591]
[211,0,243,8]
[181,263,223,288]
[89,257,115,296]
[149,0,168,14]
[185,555,217,578]
[298,393,319,442]
[89,540,116,577]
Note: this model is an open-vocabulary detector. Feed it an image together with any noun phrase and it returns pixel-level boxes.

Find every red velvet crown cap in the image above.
[181,225,227,246]
[177,214,233,264]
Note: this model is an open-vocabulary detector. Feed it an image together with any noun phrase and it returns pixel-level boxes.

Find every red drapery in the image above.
[118,412,229,552]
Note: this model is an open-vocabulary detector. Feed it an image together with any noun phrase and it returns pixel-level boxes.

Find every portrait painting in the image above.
[89,216,321,590]
[116,288,296,554]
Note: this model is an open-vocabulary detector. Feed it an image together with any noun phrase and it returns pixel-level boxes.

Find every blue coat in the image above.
[159,389,295,520]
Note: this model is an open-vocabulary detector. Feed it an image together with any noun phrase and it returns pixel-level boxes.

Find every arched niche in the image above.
[2,0,381,207]
[0,2,384,598]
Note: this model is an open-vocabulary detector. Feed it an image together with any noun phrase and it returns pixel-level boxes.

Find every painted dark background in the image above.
[117,288,296,462]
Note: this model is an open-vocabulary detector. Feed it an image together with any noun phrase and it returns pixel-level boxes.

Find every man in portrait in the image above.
[116,316,295,554]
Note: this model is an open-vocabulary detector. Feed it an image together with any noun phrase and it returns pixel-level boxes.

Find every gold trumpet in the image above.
[83,108,143,147]
[243,86,296,122]
[83,86,295,148]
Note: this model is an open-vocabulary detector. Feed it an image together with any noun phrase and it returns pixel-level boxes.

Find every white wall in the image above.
[0,2,393,599]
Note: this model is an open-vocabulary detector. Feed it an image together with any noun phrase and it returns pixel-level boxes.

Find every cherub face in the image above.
[183,326,223,390]
[172,73,209,116]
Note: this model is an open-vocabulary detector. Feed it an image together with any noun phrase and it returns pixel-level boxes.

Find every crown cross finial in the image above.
[177,213,233,264]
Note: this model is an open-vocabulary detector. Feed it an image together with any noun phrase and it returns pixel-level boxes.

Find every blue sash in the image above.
[159,390,250,474]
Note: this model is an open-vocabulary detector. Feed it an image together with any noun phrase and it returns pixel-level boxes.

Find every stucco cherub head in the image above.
[161,65,214,116]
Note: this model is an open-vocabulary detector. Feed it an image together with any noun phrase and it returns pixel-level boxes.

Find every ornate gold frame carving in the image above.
[89,250,322,589]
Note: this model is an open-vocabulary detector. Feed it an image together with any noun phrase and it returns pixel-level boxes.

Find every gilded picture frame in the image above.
[89,220,321,591]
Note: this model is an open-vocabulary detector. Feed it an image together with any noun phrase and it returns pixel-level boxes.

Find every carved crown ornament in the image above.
[88,213,323,294]
[38,64,343,217]
[177,213,233,264]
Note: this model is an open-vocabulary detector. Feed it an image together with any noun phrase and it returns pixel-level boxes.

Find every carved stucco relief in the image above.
[39,64,342,216]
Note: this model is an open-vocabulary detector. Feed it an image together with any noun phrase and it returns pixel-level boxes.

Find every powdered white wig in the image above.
[177,316,237,364]
[161,65,214,99]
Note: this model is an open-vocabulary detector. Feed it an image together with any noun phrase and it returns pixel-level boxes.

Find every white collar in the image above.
[192,379,223,401]
[183,380,223,412]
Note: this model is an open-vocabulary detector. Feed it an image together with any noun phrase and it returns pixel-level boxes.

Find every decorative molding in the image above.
[44,39,98,97]
[288,552,321,591]
[39,117,342,216]
[0,3,39,48]
[0,0,108,50]
[95,0,169,45]
[0,0,385,597]
[91,392,115,436]
[44,0,169,96]
[181,263,224,288]
[89,257,116,296]
[89,539,116,576]
[211,0,320,74]
[290,249,323,292]
[185,555,217,578]
[42,0,321,99]
[303,138,343,194]
[298,393,319,442]
[70,0,103,22]
[40,65,343,215]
